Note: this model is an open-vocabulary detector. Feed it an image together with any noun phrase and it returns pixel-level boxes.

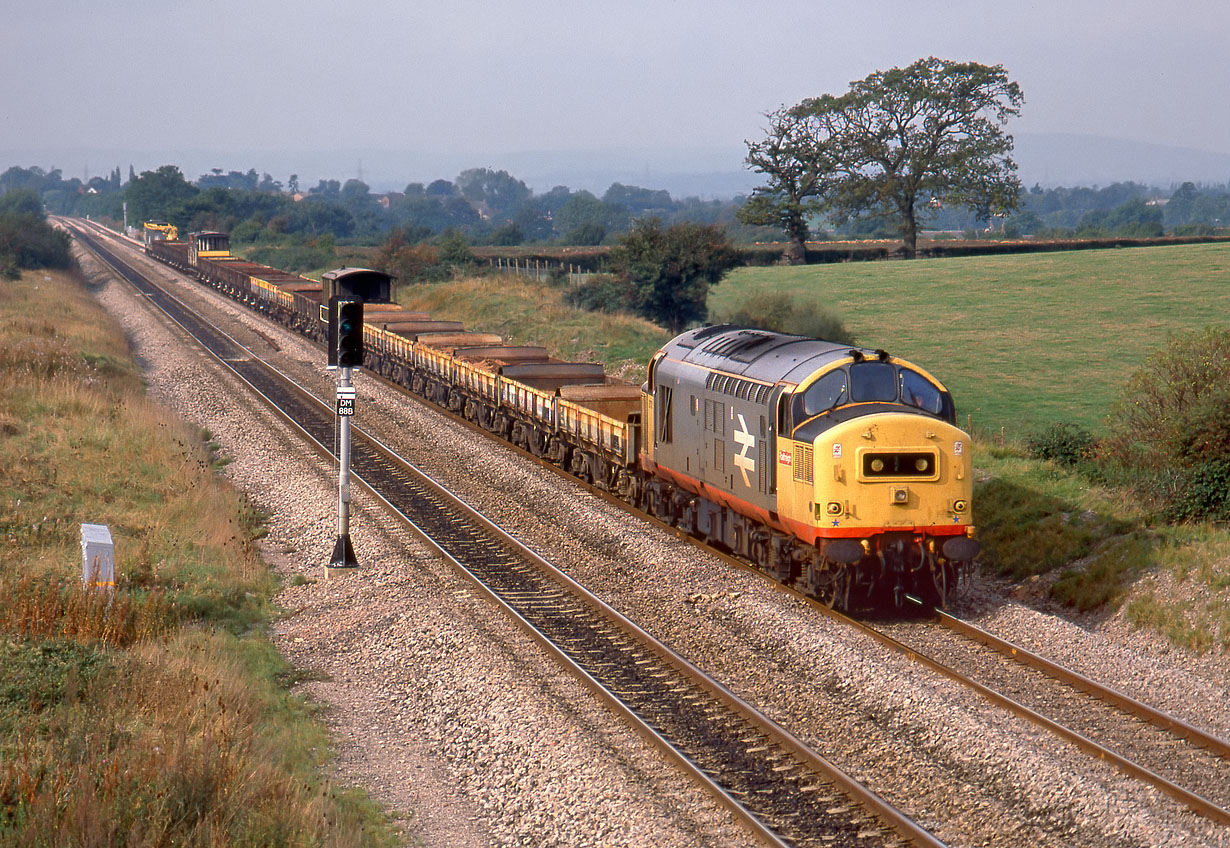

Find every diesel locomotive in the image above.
[144,229,977,609]
[642,326,977,608]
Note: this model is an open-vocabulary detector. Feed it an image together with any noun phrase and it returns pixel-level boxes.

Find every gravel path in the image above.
[78,235,1230,847]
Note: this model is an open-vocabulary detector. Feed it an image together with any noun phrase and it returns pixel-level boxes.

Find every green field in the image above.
[711,243,1230,440]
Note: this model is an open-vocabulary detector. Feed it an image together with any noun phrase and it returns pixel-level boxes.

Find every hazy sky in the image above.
[4,0,1229,186]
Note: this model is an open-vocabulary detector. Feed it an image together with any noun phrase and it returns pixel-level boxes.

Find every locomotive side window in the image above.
[900,368,944,415]
[849,361,898,402]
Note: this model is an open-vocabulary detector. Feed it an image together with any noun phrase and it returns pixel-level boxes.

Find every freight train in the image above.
[145,230,978,609]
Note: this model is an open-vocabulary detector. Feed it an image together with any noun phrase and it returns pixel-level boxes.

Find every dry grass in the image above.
[397,274,668,384]
[1,630,384,847]
[0,577,174,647]
[0,269,400,844]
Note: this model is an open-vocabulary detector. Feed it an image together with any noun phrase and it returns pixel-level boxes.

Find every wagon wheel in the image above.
[749,539,769,571]
[808,562,849,609]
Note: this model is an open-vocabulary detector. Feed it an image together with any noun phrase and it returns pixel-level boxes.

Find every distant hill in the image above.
[5,133,1229,201]
[1012,133,1230,189]
[459,134,1230,197]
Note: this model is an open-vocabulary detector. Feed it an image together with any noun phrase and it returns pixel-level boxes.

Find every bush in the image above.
[1105,327,1230,471]
[718,291,856,344]
[435,229,475,266]
[564,273,635,314]
[0,187,43,216]
[1164,460,1230,523]
[229,216,264,243]
[0,211,73,270]
[1026,422,1098,466]
[609,218,738,332]
[1104,327,1230,522]
[374,230,447,286]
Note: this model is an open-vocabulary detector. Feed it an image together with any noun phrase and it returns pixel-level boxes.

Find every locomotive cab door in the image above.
[643,353,664,462]
[764,386,786,496]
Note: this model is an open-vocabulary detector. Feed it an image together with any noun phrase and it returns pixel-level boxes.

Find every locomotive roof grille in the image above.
[705,372,773,404]
[700,329,776,359]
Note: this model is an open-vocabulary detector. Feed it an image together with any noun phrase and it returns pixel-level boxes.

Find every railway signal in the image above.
[330,364,360,569]
[337,300,364,368]
[327,296,364,369]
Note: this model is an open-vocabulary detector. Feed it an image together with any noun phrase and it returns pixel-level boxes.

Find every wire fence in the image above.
[488,256,595,286]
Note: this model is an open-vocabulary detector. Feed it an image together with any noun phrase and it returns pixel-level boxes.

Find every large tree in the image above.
[455,168,531,221]
[125,165,198,226]
[738,107,827,263]
[747,57,1024,258]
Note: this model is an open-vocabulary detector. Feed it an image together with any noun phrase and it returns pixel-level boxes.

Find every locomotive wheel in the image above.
[929,560,965,608]
[806,561,849,609]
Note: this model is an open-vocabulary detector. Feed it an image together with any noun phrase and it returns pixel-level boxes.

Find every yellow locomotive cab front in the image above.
[773,351,979,606]
[786,413,975,542]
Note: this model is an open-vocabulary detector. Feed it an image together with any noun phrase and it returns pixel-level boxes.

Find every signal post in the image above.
[327,295,363,569]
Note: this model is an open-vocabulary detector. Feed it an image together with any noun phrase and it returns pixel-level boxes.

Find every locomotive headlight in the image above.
[870,458,885,473]
[826,502,843,515]
[891,486,909,504]
[915,457,930,472]
[953,499,968,513]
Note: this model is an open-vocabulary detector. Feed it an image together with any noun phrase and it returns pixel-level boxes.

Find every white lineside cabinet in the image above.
[80,523,115,588]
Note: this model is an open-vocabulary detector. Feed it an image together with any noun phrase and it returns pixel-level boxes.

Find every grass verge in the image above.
[973,442,1230,650]
[0,269,401,844]
[396,274,669,384]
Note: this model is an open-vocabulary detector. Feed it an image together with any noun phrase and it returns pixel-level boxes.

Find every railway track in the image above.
[67,220,945,848]
[837,603,1230,827]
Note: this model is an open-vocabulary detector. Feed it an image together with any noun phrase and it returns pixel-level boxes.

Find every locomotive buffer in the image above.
[328,296,363,568]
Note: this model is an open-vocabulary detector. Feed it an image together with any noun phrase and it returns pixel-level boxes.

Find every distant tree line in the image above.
[787,180,1230,242]
[0,164,767,250]
[3,162,1228,261]
[1004,181,1230,238]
